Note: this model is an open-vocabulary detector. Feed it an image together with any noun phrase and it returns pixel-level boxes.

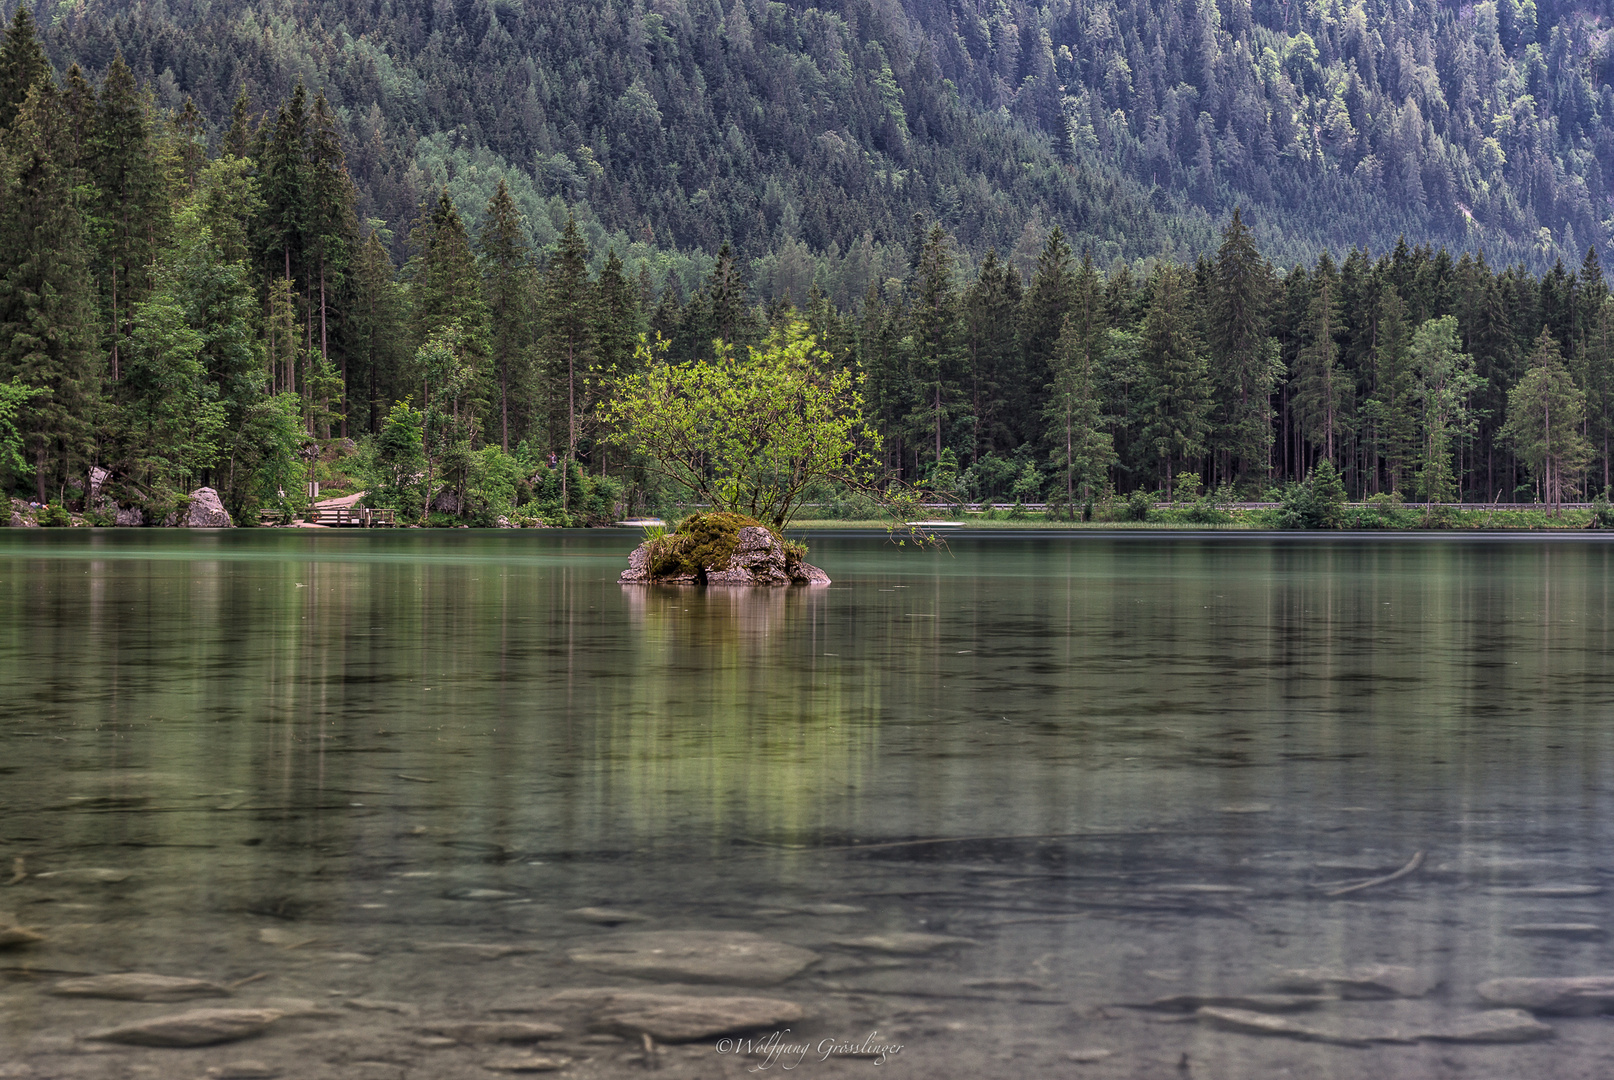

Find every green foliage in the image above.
[604,321,880,528]
[1125,490,1152,522]
[1592,494,1614,529]
[528,459,621,526]
[37,501,70,526]
[0,378,42,490]
[1276,460,1348,530]
[462,445,522,526]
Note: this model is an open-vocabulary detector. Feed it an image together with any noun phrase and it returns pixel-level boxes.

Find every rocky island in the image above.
[619,512,830,586]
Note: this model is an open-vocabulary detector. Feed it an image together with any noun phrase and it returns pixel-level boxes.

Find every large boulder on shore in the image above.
[621,515,829,586]
[180,487,233,528]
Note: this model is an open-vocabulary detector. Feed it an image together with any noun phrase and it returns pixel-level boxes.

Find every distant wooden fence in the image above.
[304,507,398,527]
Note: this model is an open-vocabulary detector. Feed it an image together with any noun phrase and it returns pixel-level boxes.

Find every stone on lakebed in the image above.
[568,930,819,986]
[50,973,229,1001]
[88,1008,283,1047]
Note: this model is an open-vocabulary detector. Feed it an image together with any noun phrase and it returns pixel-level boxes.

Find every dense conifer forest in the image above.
[0,0,1612,522]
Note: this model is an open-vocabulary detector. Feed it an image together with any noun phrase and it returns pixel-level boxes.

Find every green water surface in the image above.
[3,529,1614,1077]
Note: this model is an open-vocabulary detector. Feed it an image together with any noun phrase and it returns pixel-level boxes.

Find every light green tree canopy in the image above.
[1501,327,1590,513]
[602,320,879,528]
[1409,314,1484,503]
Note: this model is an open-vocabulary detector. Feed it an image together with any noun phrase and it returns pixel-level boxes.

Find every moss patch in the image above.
[646,512,787,579]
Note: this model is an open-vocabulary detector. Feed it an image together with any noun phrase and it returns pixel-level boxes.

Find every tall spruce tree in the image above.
[1018,226,1076,444]
[1208,209,1279,487]
[91,53,166,382]
[1140,264,1211,498]
[542,215,593,493]
[1294,253,1349,468]
[0,5,49,132]
[478,179,535,452]
[910,223,966,471]
[962,250,1022,461]
[256,83,310,293]
[0,83,100,503]
[1045,254,1115,507]
[307,91,356,433]
[410,188,488,412]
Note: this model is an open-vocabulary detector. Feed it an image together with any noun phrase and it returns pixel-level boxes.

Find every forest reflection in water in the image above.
[2,529,1614,1078]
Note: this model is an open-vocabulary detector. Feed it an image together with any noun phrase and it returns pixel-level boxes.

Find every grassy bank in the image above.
[781,505,1614,531]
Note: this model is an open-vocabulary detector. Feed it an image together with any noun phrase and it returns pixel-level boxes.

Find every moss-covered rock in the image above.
[622,513,830,586]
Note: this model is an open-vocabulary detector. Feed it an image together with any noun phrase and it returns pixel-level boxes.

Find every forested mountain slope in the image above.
[18,0,1614,278]
[22,0,1214,301]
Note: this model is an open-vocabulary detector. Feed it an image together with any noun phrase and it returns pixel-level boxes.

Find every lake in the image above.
[3,528,1614,1078]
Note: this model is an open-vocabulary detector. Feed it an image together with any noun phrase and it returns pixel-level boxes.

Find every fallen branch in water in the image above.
[1324,851,1424,897]
[5,858,23,886]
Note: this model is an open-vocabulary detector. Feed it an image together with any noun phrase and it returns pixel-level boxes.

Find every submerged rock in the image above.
[34,867,131,883]
[418,1020,563,1043]
[89,1008,282,1047]
[0,917,44,948]
[204,1062,279,1079]
[413,942,537,959]
[50,973,230,1001]
[1477,975,1614,1015]
[1422,1009,1554,1043]
[569,930,819,985]
[482,1055,572,1073]
[1269,964,1438,999]
[1197,1004,1550,1046]
[567,906,652,925]
[583,990,805,1042]
[829,932,979,955]
[619,515,829,586]
[1136,993,1330,1013]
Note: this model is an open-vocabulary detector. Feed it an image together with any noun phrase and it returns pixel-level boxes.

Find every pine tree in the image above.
[256,82,309,290]
[1045,254,1115,507]
[0,83,101,503]
[478,179,535,452]
[223,87,253,160]
[1361,286,1418,493]
[1018,226,1076,444]
[1208,209,1279,487]
[700,241,753,350]
[542,215,593,495]
[962,250,1022,460]
[91,53,167,382]
[1294,253,1349,468]
[306,91,356,435]
[909,223,966,471]
[411,187,487,345]
[0,5,50,132]
[1501,328,1590,513]
[347,231,408,435]
[1139,264,1211,498]
[1583,297,1614,494]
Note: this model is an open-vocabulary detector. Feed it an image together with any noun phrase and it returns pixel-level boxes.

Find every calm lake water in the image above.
[4,529,1614,1078]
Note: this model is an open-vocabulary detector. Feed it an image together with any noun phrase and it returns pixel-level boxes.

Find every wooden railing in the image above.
[304,507,398,527]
